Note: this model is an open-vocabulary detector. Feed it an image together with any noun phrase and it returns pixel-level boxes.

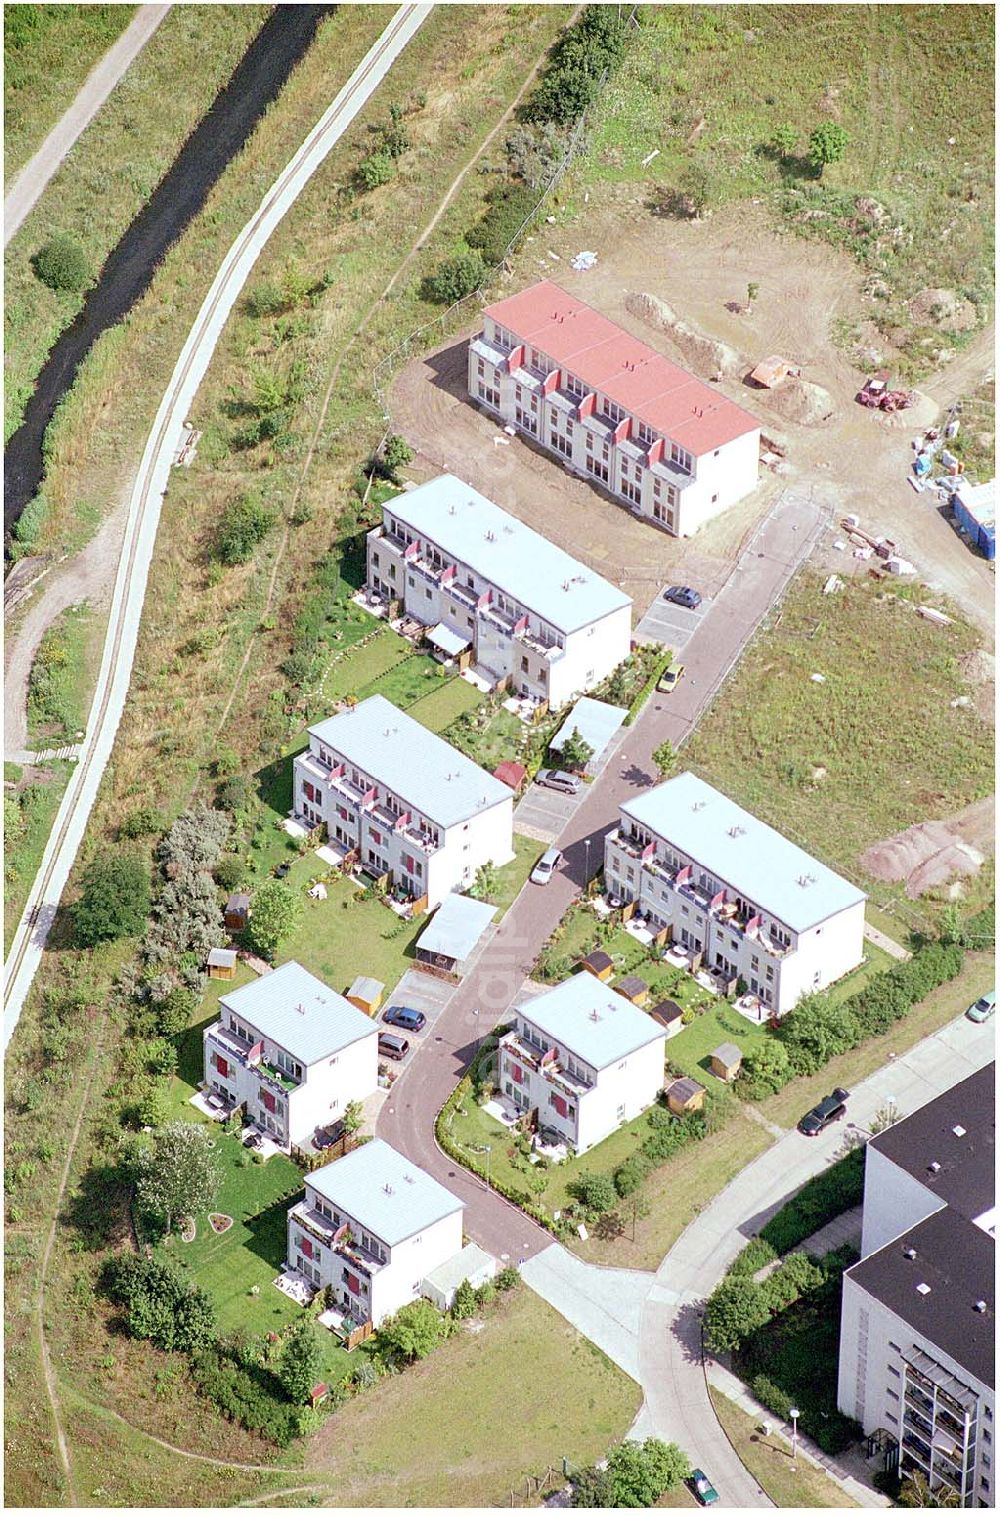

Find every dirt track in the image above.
[392,195,994,637]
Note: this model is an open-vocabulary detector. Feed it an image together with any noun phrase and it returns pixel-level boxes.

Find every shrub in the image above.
[215,491,275,566]
[357,150,395,189]
[613,1152,651,1198]
[466,181,539,264]
[496,1265,520,1291]
[605,1438,691,1506]
[277,1317,322,1404]
[216,775,249,814]
[74,853,151,947]
[450,1278,477,1319]
[727,1237,778,1276]
[760,1252,824,1311]
[190,1344,301,1446]
[777,991,860,1075]
[738,1038,792,1099]
[376,1299,445,1362]
[752,1374,793,1420]
[759,1146,865,1254]
[120,806,164,840]
[424,250,485,305]
[214,855,248,891]
[704,1277,771,1353]
[33,233,92,292]
[571,1467,614,1506]
[380,433,413,479]
[103,1255,216,1351]
[570,1171,618,1214]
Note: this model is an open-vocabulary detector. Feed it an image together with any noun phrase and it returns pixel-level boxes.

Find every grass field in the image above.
[709,1389,858,1508]
[577,5,994,374]
[302,1284,642,1506]
[684,574,994,933]
[5,5,270,445]
[3,759,72,952]
[25,602,96,746]
[3,4,135,181]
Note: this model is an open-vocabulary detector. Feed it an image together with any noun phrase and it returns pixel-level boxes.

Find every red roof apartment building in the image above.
[468,280,761,537]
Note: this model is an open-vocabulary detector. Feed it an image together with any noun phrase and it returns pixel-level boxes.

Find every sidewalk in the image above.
[707,1361,891,1509]
[863,922,911,962]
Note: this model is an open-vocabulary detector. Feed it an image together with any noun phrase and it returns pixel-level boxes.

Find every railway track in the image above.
[3,4,431,1048]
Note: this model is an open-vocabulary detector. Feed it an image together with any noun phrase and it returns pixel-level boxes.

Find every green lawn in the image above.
[302,1284,642,1506]
[315,625,411,706]
[684,575,994,935]
[26,602,94,745]
[709,1390,858,1508]
[406,674,483,733]
[486,832,545,918]
[3,760,72,952]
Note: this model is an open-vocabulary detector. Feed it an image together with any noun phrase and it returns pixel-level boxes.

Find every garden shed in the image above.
[579,949,614,982]
[224,892,251,931]
[346,975,384,1017]
[649,999,685,1038]
[492,760,527,793]
[710,1042,743,1082]
[207,947,237,981]
[615,974,650,1007]
[421,1242,496,1311]
[665,1076,706,1115]
[415,893,497,978]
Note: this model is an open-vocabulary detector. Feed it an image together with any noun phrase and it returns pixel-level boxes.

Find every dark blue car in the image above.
[383,1005,426,1033]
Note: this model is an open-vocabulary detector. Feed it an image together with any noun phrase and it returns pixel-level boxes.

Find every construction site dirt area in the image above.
[389,197,994,635]
[862,796,996,900]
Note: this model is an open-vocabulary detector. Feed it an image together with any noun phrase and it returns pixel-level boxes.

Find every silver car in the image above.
[530,847,563,885]
[535,769,581,795]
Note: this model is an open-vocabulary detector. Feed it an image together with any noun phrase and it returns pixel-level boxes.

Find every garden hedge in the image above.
[759,1146,865,1254]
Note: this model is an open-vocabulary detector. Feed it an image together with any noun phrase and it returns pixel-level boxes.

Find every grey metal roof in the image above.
[219,961,377,1065]
[207,948,237,967]
[423,1241,495,1294]
[384,474,631,636]
[417,892,496,962]
[518,973,666,1071]
[712,1043,742,1065]
[621,772,866,933]
[306,1138,464,1246]
[552,697,627,764]
[307,695,512,831]
[347,975,384,1002]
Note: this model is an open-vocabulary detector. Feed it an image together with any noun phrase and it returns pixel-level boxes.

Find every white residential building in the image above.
[292,694,514,908]
[497,974,667,1154]
[286,1138,465,1326]
[468,279,760,537]
[203,961,378,1150]
[603,772,866,1018]
[837,1065,995,1507]
[366,474,632,710]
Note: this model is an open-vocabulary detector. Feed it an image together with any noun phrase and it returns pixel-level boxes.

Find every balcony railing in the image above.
[500,1032,593,1092]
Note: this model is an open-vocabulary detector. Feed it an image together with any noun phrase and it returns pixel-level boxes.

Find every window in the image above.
[984,1455,992,1471]
[637,420,655,445]
[425,588,432,599]
[985,1431,992,1445]
[987,1408,994,1423]
[616,1103,626,1119]
[565,372,585,398]
[711,493,718,504]
[670,441,693,473]
[408,574,415,587]
[887,1389,899,1402]
[521,656,529,672]
[888,1341,902,1353]
[886,1412,898,1425]
[888,1365,901,1379]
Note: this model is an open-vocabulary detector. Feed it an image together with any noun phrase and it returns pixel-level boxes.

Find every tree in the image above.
[746,280,760,309]
[119,805,165,840]
[739,1038,791,1096]
[134,1121,223,1234]
[33,233,92,292]
[594,1209,626,1241]
[215,491,275,566]
[680,157,713,218]
[214,854,248,892]
[606,1439,691,1506]
[571,1171,617,1214]
[652,740,677,780]
[381,433,413,479]
[703,1276,771,1353]
[778,991,860,1075]
[342,1099,364,1137]
[245,879,302,961]
[377,1299,444,1362]
[496,1265,520,1291]
[74,852,151,947]
[558,727,595,772]
[425,250,486,305]
[808,121,849,175]
[571,1466,615,1507]
[898,1472,959,1509]
[277,1317,322,1404]
[770,124,798,157]
[450,1278,477,1319]
[613,1152,650,1198]
[103,1255,216,1351]
[468,861,500,902]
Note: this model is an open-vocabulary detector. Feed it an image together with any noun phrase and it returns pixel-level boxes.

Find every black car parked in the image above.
[797,1087,849,1136]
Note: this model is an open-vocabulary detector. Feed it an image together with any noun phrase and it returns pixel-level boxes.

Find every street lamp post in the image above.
[484,1144,492,1191]
[584,837,591,890]
[789,1407,800,1467]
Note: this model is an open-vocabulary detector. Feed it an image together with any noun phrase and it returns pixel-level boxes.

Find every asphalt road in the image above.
[377,485,829,1255]
[4,6,171,244]
[3,5,433,1049]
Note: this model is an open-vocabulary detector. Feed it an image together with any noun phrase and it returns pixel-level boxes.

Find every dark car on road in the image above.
[378,1032,410,1061]
[798,1087,849,1136]
[382,1005,426,1033]
[690,1469,719,1505]
[663,585,702,609]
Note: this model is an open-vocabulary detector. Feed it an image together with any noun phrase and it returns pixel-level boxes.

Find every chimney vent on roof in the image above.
[403,1174,416,1185]
[952,1124,967,1137]
[295,1003,306,1015]
[589,1009,601,1022]
[903,1246,917,1260]
[382,1183,394,1196]
[974,1300,987,1313]
[485,530,496,542]
[916,1283,931,1295]
[691,800,706,812]
[928,1161,942,1174]
[728,825,746,838]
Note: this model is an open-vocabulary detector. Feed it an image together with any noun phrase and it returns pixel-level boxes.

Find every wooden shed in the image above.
[649,999,685,1038]
[579,950,614,982]
[615,974,650,1007]
[492,760,527,794]
[224,892,251,932]
[346,975,384,1017]
[207,947,237,981]
[665,1076,706,1115]
[710,1042,743,1082]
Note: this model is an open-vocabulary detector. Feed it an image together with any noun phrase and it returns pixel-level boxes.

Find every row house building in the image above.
[286,1138,466,1326]
[603,771,866,1017]
[838,1065,995,1507]
[292,694,514,909]
[468,279,760,538]
[366,473,632,711]
[203,961,378,1150]
[497,973,667,1153]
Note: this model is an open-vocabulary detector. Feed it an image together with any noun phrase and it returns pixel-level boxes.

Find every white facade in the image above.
[604,774,866,1017]
[497,977,666,1154]
[285,1141,465,1327]
[203,966,378,1151]
[292,696,514,908]
[468,285,761,539]
[861,1145,947,1258]
[366,476,632,710]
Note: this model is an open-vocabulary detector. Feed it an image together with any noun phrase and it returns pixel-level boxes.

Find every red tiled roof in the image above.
[493,761,527,791]
[483,280,759,455]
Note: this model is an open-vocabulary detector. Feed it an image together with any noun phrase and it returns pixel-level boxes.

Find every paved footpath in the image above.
[4,6,171,244]
[378,486,828,1254]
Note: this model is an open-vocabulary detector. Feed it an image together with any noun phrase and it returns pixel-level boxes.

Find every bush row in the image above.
[759,1146,865,1255]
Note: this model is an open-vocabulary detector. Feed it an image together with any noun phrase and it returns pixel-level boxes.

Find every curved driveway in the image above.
[377,484,828,1255]
[3,5,432,1049]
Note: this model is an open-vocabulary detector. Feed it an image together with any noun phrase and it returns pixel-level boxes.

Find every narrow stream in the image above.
[5,4,336,539]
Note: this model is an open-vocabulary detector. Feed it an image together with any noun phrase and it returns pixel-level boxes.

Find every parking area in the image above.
[514,782,583,843]
[382,968,455,1035]
[633,593,710,652]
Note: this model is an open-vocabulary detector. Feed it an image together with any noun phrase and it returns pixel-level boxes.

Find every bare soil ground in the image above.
[862,795,996,899]
[393,194,994,635]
